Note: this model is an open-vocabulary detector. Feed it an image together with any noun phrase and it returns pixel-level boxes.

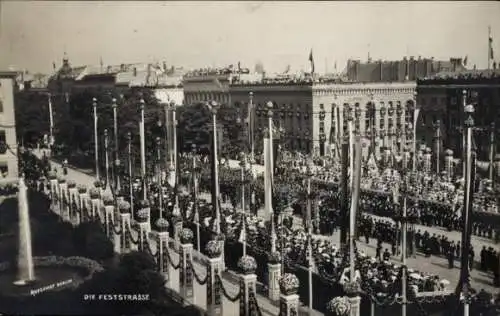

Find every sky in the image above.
[1,1,499,74]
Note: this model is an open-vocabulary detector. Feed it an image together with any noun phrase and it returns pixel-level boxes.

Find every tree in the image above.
[14,91,50,146]
[73,220,114,262]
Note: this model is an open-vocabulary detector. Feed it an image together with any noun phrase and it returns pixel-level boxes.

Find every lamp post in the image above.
[104,129,109,189]
[126,132,134,221]
[171,102,178,179]
[434,119,441,174]
[164,103,172,169]
[489,122,496,182]
[266,101,277,254]
[112,98,121,192]
[249,91,255,162]
[93,98,100,181]
[347,106,354,189]
[139,98,146,200]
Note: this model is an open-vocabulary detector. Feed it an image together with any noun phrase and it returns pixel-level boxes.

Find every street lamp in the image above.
[156,137,163,219]
[112,98,121,192]
[411,92,420,172]
[207,100,221,235]
[239,152,247,257]
[47,93,54,157]
[93,98,100,181]
[191,143,201,252]
[305,159,314,315]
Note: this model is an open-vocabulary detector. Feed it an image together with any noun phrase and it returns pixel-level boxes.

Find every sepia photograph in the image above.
[0,1,499,315]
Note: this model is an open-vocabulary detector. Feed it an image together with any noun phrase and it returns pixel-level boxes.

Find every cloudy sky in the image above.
[1,1,499,74]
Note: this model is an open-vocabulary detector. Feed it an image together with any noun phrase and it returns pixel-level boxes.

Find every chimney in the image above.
[133,67,137,77]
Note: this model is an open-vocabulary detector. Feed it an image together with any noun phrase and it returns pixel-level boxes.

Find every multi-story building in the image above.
[230,75,417,158]
[0,71,19,178]
[416,68,500,163]
[346,57,466,83]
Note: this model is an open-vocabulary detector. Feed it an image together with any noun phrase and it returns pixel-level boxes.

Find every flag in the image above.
[284,64,291,74]
[264,137,273,218]
[246,98,255,149]
[52,62,56,71]
[463,55,468,66]
[489,26,494,61]
[238,216,246,243]
[237,61,241,72]
[309,49,315,74]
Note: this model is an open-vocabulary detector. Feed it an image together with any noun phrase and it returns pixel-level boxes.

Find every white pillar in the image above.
[268,263,281,302]
[180,243,194,303]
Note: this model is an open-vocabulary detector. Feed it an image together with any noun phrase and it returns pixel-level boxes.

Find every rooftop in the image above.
[418,69,500,83]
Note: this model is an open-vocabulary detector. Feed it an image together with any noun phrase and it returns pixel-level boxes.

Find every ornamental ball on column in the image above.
[156,137,161,146]
[112,98,117,108]
[126,132,131,142]
[104,129,108,138]
[92,97,97,106]
[239,152,246,165]
[191,143,197,153]
[208,100,220,114]
[266,101,273,117]
[139,99,145,111]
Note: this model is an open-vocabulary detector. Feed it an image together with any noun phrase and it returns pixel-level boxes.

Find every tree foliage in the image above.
[14,91,50,145]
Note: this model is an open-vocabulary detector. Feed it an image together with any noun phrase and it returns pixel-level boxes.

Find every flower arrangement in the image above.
[58,177,66,184]
[326,296,350,316]
[47,171,57,180]
[279,273,300,295]
[89,188,100,199]
[343,281,361,297]
[117,200,131,213]
[205,240,222,258]
[102,195,114,206]
[39,176,46,181]
[237,255,257,275]
[67,180,77,188]
[93,180,102,188]
[155,218,169,232]
[138,199,150,209]
[268,251,281,264]
[179,228,194,244]
[77,184,87,194]
[136,208,149,222]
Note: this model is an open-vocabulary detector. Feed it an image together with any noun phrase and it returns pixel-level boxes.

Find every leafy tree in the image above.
[14,91,50,146]
[73,220,114,262]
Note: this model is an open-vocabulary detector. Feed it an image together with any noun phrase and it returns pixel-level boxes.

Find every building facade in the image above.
[229,78,417,158]
[183,71,231,106]
[416,69,500,162]
[0,71,19,178]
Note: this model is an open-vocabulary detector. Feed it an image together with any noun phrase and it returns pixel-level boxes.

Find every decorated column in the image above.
[67,180,78,224]
[424,147,432,173]
[238,255,257,316]
[118,201,132,253]
[156,218,170,281]
[77,185,88,221]
[89,188,100,220]
[206,240,223,316]
[268,252,281,302]
[279,273,300,316]
[445,149,454,180]
[173,215,183,251]
[136,208,150,252]
[102,195,115,238]
[343,281,362,316]
[179,228,194,303]
[402,147,410,171]
[58,177,68,219]
[138,200,151,234]
[48,171,57,199]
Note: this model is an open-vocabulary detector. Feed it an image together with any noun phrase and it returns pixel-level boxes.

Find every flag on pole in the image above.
[238,216,246,243]
[309,49,315,74]
[463,55,468,66]
[489,26,494,63]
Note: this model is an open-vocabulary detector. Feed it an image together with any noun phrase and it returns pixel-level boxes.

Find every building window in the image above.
[319,103,324,110]
[0,162,7,177]
[0,99,3,113]
[319,122,325,133]
[365,119,370,131]
[0,130,6,155]
[380,118,385,129]
[388,118,394,129]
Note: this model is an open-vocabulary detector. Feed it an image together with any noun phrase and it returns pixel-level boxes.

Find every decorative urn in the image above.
[343,280,361,297]
[117,200,131,214]
[47,170,57,180]
[268,251,281,264]
[326,296,351,316]
[179,228,194,244]
[237,255,257,275]
[102,194,114,206]
[279,273,300,295]
[93,180,102,188]
[138,199,150,209]
[57,177,66,184]
[136,208,149,223]
[205,240,222,258]
[89,188,100,199]
[67,180,76,189]
[155,218,169,232]
[77,184,87,194]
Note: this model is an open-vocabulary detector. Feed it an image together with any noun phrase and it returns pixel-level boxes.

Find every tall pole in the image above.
[340,137,349,249]
[164,104,171,169]
[127,132,134,221]
[47,93,54,156]
[267,101,276,253]
[240,153,247,257]
[348,117,354,188]
[435,120,441,174]
[139,99,147,200]
[172,102,178,178]
[249,92,255,162]
[192,144,200,252]
[350,137,362,282]
[156,137,163,219]
[489,122,495,181]
[401,193,408,316]
[104,129,109,188]
[209,101,221,235]
[306,162,313,315]
[93,98,100,181]
[460,89,475,316]
[412,92,419,172]
[112,98,121,192]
